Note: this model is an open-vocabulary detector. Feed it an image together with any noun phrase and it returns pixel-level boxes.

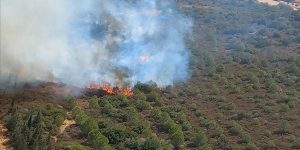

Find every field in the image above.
[1,0,300,150]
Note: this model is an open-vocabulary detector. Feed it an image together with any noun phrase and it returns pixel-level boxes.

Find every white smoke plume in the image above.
[0,0,191,87]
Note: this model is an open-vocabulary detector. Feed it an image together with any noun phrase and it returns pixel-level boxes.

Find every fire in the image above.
[86,82,133,96]
[139,54,150,62]
[123,88,134,96]
[102,83,114,94]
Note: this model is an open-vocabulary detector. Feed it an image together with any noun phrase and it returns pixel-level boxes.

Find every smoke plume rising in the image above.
[0,0,191,87]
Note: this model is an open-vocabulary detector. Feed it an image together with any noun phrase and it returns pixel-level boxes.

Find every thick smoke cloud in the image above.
[0,0,191,87]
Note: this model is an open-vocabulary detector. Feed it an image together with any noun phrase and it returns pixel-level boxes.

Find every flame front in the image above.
[102,83,114,94]
[87,82,133,96]
[124,88,134,96]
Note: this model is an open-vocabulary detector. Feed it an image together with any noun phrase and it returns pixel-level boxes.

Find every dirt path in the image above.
[257,0,299,10]
[257,0,280,5]
[52,112,76,143]
[0,123,11,150]
[59,112,76,135]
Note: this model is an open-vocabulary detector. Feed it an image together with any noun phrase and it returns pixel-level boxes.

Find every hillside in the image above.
[1,0,300,150]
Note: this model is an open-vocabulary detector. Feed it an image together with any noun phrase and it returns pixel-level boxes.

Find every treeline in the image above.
[6,102,66,150]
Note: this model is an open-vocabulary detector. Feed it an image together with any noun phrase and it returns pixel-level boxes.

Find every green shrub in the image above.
[61,142,87,150]
[247,73,259,84]
[245,142,258,150]
[98,119,109,129]
[211,126,224,138]
[125,107,140,124]
[206,66,216,77]
[53,114,65,127]
[190,103,197,111]
[287,100,296,109]
[102,124,136,145]
[281,104,290,112]
[231,85,241,94]
[240,132,252,144]
[278,120,290,134]
[80,117,99,135]
[228,121,243,135]
[200,118,217,129]
[99,98,109,107]
[193,131,208,147]
[252,118,261,126]
[146,91,160,102]
[293,138,300,149]
[134,83,155,94]
[287,135,296,143]
[264,130,272,138]
[132,120,151,135]
[75,112,88,125]
[160,112,178,133]
[154,97,164,107]
[266,140,276,149]
[89,96,99,109]
[170,129,184,148]
[182,121,192,131]
[227,102,236,111]
[233,112,249,121]
[265,77,278,93]
[211,85,220,95]
[140,136,161,150]
[263,106,273,114]
[200,144,213,150]
[87,130,109,149]
[133,90,147,101]
[72,107,81,117]
[103,103,116,115]
[67,97,76,110]
[134,99,150,112]
[216,64,225,72]
[153,108,162,119]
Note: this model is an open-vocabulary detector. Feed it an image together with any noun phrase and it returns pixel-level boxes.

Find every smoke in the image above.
[0,0,191,87]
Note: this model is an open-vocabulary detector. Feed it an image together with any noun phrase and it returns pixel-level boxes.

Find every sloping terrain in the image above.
[1,0,300,150]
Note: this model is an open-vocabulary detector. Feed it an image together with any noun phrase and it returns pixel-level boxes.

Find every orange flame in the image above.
[102,83,114,94]
[124,88,134,96]
[86,82,133,96]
